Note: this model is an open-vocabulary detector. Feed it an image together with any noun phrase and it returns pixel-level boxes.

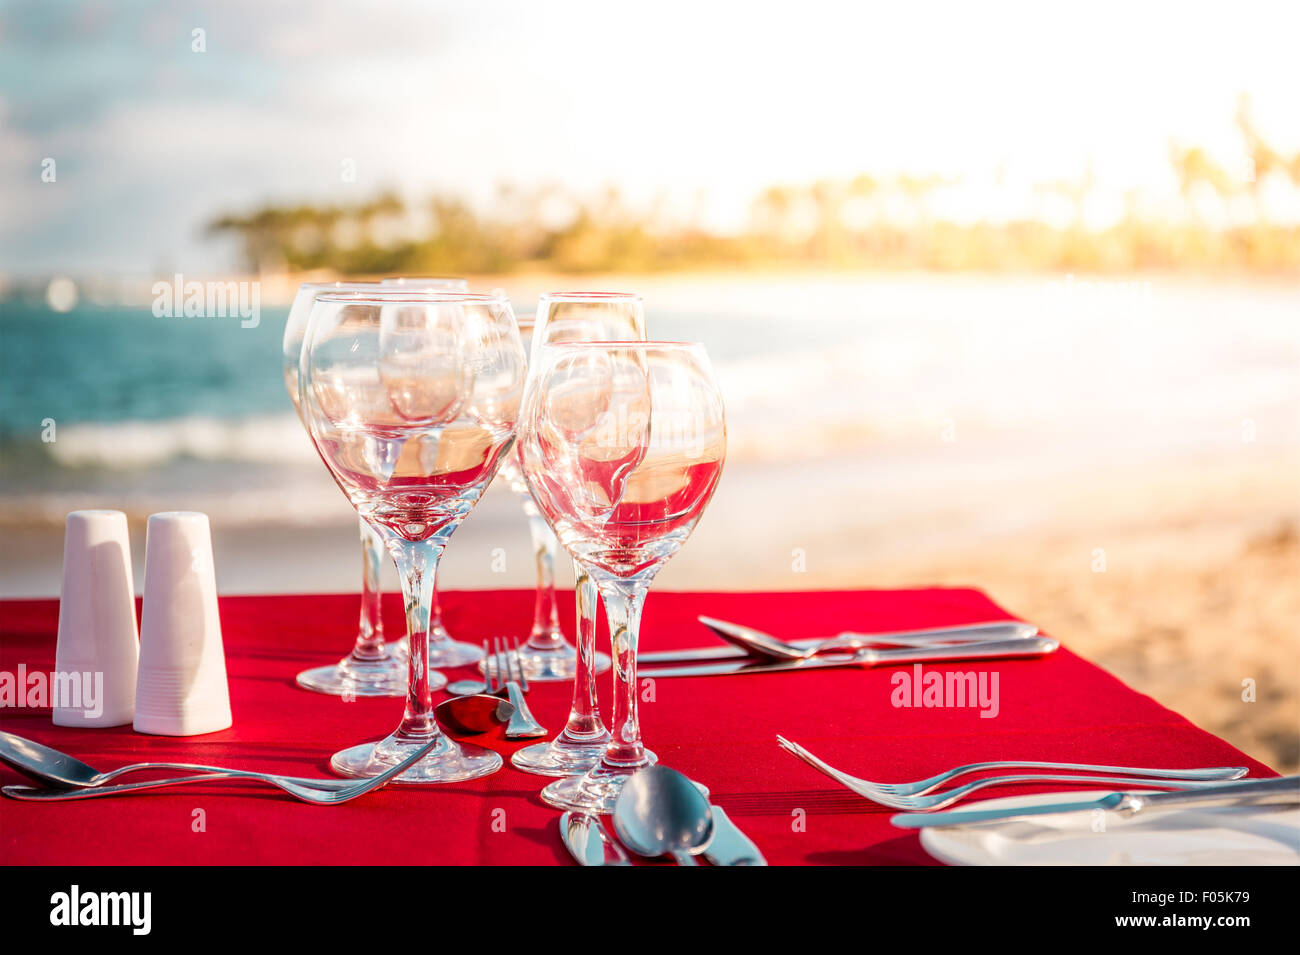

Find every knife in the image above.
[890,775,1300,829]
[639,636,1058,678]
[560,811,632,865]
[639,620,1039,664]
[702,806,767,865]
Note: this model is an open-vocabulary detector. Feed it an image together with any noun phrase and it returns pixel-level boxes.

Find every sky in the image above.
[1,0,1298,276]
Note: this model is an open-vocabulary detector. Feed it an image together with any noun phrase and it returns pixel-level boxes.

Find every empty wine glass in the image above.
[508,292,645,777]
[517,341,726,809]
[300,288,525,782]
[379,276,481,667]
[284,281,405,697]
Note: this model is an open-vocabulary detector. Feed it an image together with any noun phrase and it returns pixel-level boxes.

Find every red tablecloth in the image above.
[0,588,1276,865]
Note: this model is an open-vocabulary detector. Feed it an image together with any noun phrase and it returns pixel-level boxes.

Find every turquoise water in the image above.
[0,295,855,440]
[0,302,290,438]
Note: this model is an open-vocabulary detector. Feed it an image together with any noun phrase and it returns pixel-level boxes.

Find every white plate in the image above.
[919,790,1300,866]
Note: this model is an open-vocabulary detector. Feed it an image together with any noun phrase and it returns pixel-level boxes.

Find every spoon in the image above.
[0,729,355,791]
[612,765,714,865]
[433,694,516,735]
[697,615,1039,661]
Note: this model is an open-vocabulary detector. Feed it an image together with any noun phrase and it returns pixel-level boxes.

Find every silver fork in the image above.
[487,637,547,739]
[3,737,439,804]
[777,736,1250,810]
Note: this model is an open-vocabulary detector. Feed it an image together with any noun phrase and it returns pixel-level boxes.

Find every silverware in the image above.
[488,637,547,739]
[890,775,1300,829]
[861,773,1235,811]
[434,693,516,735]
[776,735,1248,797]
[1,737,440,804]
[702,805,767,865]
[639,636,1059,678]
[697,615,1040,662]
[560,811,632,866]
[0,729,356,792]
[612,766,714,865]
[777,736,1248,810]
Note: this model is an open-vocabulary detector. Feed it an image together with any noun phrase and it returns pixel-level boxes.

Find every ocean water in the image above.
[1,274,1297,529]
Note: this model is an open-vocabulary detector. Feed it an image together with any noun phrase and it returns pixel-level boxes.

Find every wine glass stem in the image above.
[351,517,386,662]
[428,566,449,647]
[597,579,649,767]
[558,567,607,742]
[386,537,445,742]
[525,512,563,649]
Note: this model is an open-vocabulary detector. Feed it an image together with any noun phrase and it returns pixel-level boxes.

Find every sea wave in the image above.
[35,413,315,470]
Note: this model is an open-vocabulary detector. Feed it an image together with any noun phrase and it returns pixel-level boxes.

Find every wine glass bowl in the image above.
[528,292,647,361]
[527,345,724,577]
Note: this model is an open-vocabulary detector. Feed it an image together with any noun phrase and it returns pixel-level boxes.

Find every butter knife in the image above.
[640,636,1058,678]
[890,775,1300,829]
[560,811,632,865]
[640,620,1038,664]
[702,806,767,865]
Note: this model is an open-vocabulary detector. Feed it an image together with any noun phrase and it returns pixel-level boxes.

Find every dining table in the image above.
[0,586,1278,865]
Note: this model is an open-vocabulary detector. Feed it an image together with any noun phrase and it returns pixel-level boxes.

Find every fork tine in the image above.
[483,639,494,692]
[507,640,522,688]
[512,638,530,692]
[777,737,881,800]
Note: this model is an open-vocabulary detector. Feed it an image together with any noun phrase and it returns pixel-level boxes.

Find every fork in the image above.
[2,737,439,804]
[777,736,1250,810]
[487,637,548,739]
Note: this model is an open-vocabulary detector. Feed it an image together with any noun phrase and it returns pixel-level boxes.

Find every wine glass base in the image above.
[428,639,485,668]
[538,751,677,813]
[331,733,501,783]
[478,645,611,682]
[511,735,612,777]
[295,655,409,697]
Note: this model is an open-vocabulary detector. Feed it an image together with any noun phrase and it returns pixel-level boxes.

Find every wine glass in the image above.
[300,288,525,782]
[378,276,481,667]
[283,281,405,697]
[508,292,645,777]
[517,341,726,809]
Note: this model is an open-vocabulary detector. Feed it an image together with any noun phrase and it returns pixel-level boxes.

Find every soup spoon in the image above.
[612,766,714,865]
